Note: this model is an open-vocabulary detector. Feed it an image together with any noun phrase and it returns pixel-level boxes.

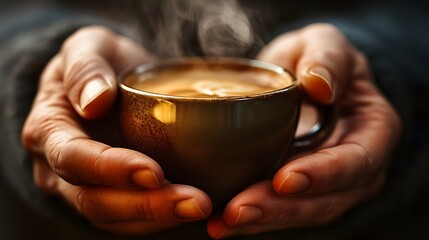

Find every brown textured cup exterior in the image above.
[119,58,301,208]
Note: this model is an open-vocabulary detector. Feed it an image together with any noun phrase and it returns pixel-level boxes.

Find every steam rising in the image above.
[135,0,262,58]
[197,0,253,56]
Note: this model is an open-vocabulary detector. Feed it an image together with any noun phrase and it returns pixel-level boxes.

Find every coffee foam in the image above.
[129,67,292,98]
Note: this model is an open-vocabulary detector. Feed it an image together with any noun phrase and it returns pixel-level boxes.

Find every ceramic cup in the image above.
[119,57,336,208]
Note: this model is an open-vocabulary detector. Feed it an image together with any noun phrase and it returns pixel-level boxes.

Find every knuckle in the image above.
[62,25,115,52]
[305,23,342,37]
[21,122,36,152]
[75,188,105,223]
[272,202,295,225]
[351,142,387,188]
[322,196,343,222]
[318,150,345,189]
[64,55,106,93]
[91,147,110,186]
[303,23,350,52]
[350,143,373,177]
[21,110,47,153]
[47,136,65,174]
[136,196,155,221]
[46,135,81,185]
[311,49,339,63]
[22,113,57,156]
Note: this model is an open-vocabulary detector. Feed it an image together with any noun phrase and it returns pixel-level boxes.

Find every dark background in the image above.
[0,1,96,239]
[0,2,44,240]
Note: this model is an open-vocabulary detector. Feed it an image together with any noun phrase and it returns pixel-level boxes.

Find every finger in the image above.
[273,80,399,195]
[49,137,164,189]
[207,179,383,239]
[61,26,153,119]
[32,157,59,195]
[257,30,303,74]
[32,156,176,236]
[22,57,163,190]
[57,180,212,224]
[258,24,353,104]
[32,161,182,235]
[295,24,353,104]
[274,143,378,195]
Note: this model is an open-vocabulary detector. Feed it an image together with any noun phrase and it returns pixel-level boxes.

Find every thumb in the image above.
[61,27,122,119]
[61,26,153,119]
[64,54,117,119]
[258,24,352,104]
[295,24,352,104]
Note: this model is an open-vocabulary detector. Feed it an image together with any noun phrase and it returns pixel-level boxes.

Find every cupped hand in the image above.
[22,26,212,234]
[207,24,401,238]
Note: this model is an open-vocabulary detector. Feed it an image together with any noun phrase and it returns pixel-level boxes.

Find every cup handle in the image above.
[291,102,338,154]
[268,102,337,178]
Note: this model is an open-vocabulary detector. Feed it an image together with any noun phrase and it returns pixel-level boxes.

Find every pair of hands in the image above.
[22,24,400,238]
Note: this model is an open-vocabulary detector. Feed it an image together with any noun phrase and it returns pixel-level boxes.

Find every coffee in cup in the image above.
[126,62,292,97]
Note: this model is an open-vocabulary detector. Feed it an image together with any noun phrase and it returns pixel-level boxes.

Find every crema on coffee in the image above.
[126,64,293,98]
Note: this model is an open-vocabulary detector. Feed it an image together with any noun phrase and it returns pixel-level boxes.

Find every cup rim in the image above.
[119,57,298,101]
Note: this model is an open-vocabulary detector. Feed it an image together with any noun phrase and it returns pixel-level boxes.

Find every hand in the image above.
[22,26,212,235]
[207,24,401,238]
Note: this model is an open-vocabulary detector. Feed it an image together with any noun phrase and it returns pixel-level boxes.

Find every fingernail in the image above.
[278,172,310,194]
[308,67,333,103]
[175,198,207,219]
[131,169,160,189]
[234,205,263,225]
[80,78,110,111]
[308,66,332,89]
